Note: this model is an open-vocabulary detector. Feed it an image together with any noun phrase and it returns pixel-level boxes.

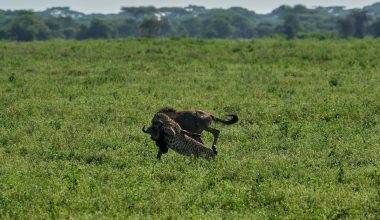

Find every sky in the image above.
[1,0,379,14]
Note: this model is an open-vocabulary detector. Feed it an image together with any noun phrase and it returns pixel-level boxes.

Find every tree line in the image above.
[1,4,380,41]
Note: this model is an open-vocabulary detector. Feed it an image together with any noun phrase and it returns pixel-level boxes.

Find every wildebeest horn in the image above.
[142,126,151,133]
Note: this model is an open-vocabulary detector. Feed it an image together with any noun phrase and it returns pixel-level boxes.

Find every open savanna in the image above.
[0,38,379,219]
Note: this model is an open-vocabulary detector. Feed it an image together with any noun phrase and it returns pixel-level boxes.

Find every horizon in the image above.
[1,0,380,14]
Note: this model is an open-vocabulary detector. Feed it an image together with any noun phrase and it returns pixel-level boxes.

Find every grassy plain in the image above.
[0,38,380,219]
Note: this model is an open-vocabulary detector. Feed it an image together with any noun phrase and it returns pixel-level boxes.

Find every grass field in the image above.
[0,38,380,219]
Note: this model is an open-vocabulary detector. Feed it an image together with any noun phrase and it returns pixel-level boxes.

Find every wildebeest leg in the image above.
[156,150,163,160]
[181,129,201,138]
[154,132,168,160]
[205,127,220,149]
[181,129,204,144]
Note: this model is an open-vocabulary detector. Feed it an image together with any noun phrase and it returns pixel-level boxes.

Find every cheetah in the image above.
[143,113,217,160]
[157,107,238,150]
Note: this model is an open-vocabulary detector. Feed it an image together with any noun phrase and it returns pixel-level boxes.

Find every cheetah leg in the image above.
[211,145,218,155]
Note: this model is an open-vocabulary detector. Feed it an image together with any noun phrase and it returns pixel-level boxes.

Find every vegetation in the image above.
[0,38,380,218]
[1,3,380,40]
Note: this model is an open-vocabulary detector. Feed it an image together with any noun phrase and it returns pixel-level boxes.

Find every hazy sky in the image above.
[1,0,379,14]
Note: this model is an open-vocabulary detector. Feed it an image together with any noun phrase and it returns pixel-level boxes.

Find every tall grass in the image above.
[0,38,379,219]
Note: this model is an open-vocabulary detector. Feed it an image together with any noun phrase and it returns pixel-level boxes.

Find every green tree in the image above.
[139,17,160,37]
[254,23,277,38]
[281,14,300,39]
[202,16,234,38]
[117,19,138,37]
[45,17,64,38]
[9,11,51,41]
[181,17,202,37]
[352,10,369,38]
[83,19,114,39]
[158,18,174,37]
[230,14,255,38]
[293,4,309,14]
[76,25,88,39]
[337,10,369,38]
[121,7,156,19]
[370,18,380,37]
[0,30,6,39]
[337,16,355,37]
[45,16,78,39]
[60,17,78,39]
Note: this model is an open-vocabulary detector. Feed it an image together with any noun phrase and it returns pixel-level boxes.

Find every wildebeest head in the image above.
[142,118,168,156]
[142,118,164,140]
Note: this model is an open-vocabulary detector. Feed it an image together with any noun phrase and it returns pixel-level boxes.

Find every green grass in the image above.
[0,38,380,219]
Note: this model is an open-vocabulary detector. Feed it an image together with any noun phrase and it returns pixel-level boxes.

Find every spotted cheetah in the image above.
[157,107,238,150]
[143,113,217,160]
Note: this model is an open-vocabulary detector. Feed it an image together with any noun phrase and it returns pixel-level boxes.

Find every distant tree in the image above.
[181,17,202,37]
[337,16,355,37]
[254,22,277,37]
[158,18,174,37]
[272,4,311,17]
[337,10,369,38]
[0,30,6,39]
[352,10,369,38]
[117,19,138,37]
[1,5,378,41]
[45,17,68,38]
[45,17,61,32]
[271,5,293,17]
[0,11,8,39]
[159,7,189,18]
[281,14,300,39]
[121,7,157,19]
[370,18,380,37]
[139,17,160,37]
[184,5,206,14]
[84,19,114,39]
[9,11,51,41]
[41,7,84,19]
[202,16,234,38]
[293,4,310,14]
[45,17,77,32]
[230,14,255,38]
[76,24,88,39]
[59,17,78,39]
[0,9,5,26]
